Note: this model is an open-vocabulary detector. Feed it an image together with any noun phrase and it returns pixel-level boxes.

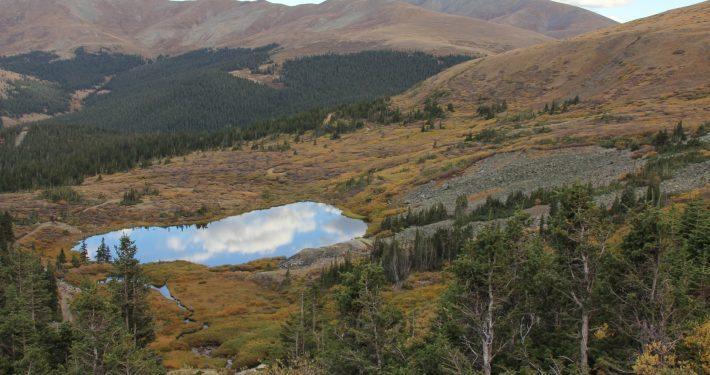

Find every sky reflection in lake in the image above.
[74,202,367,266]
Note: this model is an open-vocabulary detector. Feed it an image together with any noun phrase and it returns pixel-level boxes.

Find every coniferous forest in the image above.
[50,48,467,132]
[0,185,707,374]
[0,97,401,192]
[0,215,165,374]
[0,46,467,192]
[0,25,706,374]
[279,185,709,374]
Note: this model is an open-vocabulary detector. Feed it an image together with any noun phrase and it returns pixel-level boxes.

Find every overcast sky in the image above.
[240,0,704,23]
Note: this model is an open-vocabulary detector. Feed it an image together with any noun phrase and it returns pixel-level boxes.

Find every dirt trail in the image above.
[17,221,80,243]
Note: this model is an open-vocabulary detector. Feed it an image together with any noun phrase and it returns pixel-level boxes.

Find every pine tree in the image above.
[548,185,612,374]
[57,248,67,269]
[0,211,14,252]
[96,238,111,263]
[325,263,405,373]
[69,283,164,374]
[439,212,534,375]
[79,240,89,264]
[109,235,155,347]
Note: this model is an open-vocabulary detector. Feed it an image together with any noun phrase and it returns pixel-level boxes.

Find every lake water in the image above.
[74,202,367,266]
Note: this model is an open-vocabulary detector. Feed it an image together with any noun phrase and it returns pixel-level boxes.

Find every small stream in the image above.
[100,278,206,336]
[150,284,188,310]
[150,283,210,341]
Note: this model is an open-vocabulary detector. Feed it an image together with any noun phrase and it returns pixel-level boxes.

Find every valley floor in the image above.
[1,96,708,370]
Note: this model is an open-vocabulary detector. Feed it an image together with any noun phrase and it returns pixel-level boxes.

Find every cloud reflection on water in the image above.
[75,202,366,266]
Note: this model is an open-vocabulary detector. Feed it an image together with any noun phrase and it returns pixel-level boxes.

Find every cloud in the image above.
[553,0,632,8]
[187,203,320,262]
[77,202,367,265]
[106,228,133,241]
[166,237,186,252]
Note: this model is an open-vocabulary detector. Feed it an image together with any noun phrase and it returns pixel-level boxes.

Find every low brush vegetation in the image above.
[40,186,82,203]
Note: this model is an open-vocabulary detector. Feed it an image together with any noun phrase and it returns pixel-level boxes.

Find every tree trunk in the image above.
[482,271,494,375]
[482,339,492,375]
[580,312,590,375]
[312,291,318,351]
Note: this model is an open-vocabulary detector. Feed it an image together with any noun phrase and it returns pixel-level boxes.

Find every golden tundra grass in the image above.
[1,83,707,369]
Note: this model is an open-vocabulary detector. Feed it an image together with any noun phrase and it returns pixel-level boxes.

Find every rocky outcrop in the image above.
[280,238,372,270]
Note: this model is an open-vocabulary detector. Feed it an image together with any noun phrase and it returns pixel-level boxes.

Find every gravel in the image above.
[404,146,640,211]
[660,160,710,196]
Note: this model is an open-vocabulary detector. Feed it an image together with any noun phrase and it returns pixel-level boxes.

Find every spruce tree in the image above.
[109,235,155,347]
[672,121,687,143]
[325,263,405,373]
[44,265,60,320]
[69,283,164,374]
[439,212,534,375]
[57,248,67,269]
[96,238,111,263]
[454,194,469,221]
[610,206,700,350]
[548,185,612,374]
[0,248,58,372]
[79,240,89,264]
[0,211,14,252]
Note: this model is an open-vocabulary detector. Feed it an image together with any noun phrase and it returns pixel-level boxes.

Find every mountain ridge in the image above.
[402,0,618,39]
[0,0,554,58]
[397,1,710,122]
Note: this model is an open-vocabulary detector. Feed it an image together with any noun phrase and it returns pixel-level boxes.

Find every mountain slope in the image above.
[0,0,552,58]
[399,1,710,119]
[403,0,617,39]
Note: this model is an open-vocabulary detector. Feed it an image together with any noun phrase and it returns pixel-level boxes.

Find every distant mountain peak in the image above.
[402,0,617,39]
[0,0,555,58]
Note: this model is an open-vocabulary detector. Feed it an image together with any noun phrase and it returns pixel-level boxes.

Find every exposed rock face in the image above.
[280,238,372,270]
